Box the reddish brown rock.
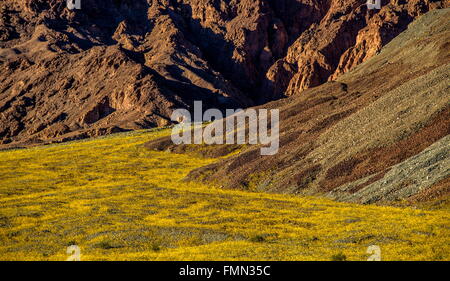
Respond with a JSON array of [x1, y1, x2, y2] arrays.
[[271, 0, 449, 97], [0, 0, 448, 147]]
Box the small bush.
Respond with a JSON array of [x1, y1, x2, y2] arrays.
[[96, 241, 123, 250], [150, 243, 161, 252], [331, 252, 347, 261], [66, 240, 77, 246], [249, 235, 266, 243]]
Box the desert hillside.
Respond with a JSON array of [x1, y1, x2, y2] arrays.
[[1, 0, 448, 147], [150, 8, 450, 205]]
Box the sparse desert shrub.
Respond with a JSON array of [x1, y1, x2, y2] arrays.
[[150, 243, 161, 252], [249, 235, 266, 243], [331, 252, 347, 261]]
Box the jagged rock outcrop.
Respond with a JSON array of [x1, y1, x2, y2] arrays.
[[266, 0, 449, 97], [0, 0, 251, 146], [0, 0, 448, 147]]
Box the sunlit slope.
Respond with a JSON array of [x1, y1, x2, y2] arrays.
[[184, 9, 450, 203], [0, 130, 449, 261]]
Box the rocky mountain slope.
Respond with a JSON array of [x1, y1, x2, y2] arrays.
[[1, 0, 448, 147], [148, 8, 449, 205]]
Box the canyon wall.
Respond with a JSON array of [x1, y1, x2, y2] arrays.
[[0, 0, 448, 146]]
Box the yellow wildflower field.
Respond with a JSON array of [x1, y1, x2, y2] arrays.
[[0, 129, 448, 261]]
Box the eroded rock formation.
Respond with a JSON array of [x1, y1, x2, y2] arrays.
[[0, 0, 448, 147]]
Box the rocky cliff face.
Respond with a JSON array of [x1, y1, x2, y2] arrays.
[[266, 0, 449, 98], [0, 0, 448, 147]]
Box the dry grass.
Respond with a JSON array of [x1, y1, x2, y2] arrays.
[[0, 129, 448, 261]]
